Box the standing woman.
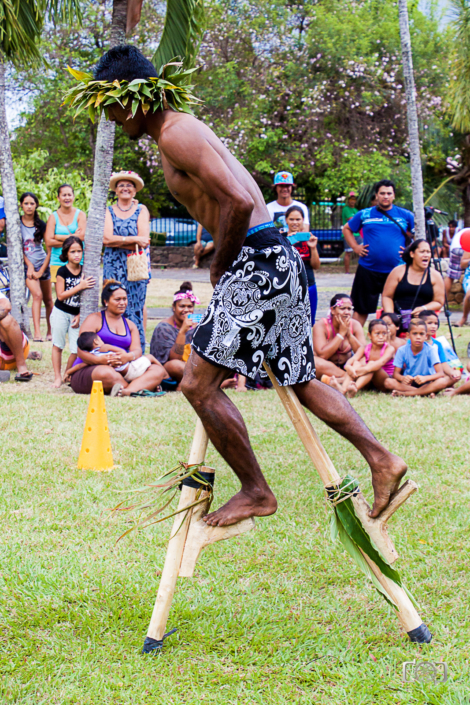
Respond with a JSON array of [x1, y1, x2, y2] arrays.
[[103, 171, 150, 350], [44, 184, 86, 286], [285, 205, 320, 323], [20, 192, 54, 341]]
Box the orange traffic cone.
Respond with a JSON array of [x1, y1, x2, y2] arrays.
[[78, 381, 114, 471]]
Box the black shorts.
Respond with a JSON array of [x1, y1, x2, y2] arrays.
[[192, 226, 315, 386], [350, 265, 390, 316]]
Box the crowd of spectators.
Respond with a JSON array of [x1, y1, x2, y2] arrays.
[[1, 171, 470, 398]]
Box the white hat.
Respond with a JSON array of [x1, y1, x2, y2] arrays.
[[109, 170, 144, 192]]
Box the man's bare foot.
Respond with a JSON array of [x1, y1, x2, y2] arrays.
[[53, 377, 62, 388], [456, 317, 468, 327], [203, 488, 278, 527], [345, 381, 357, 398], [369, 454, 407, 518]]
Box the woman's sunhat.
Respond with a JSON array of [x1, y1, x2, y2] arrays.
[[109, 170, 144, 192]]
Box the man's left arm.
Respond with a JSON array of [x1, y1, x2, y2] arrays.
[[0, 218, 5, 235], [159, 125, 254, 286]]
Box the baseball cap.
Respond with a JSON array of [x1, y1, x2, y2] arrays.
[[273, 171, 294, 186], [348, 191, 356, 197]]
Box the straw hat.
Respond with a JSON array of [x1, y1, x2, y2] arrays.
[[109, 170, 144, 192]]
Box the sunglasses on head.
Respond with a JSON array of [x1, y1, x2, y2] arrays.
[[108, 283, 127, 293]]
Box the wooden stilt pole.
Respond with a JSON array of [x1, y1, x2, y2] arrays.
[[143, 417, 255, 653], [263, 364, 431, 643]]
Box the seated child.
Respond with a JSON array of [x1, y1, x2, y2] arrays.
[[344, 319, 395, 393], [75, 331, 158, 382], [443, 361, 470, 396], [384, 319, 448, 397], [380, 312, 406, 353], [418, 310, 460, 389]]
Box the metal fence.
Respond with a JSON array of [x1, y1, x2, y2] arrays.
[[150, 201, 346, 258]]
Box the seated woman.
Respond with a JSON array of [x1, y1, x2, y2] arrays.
[[284, 205, 320, 323], [312, 293, 366, 396], [382, 240, 445, 332], [68, 281, 167, 396], [150, 281, 198, 386]]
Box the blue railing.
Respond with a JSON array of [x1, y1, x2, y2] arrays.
[[150, 217, 198, 246]]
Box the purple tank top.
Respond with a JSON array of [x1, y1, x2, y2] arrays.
[[74, 311, 132, 365], [98, 310, 132, 349]]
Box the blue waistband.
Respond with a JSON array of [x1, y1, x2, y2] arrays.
[[246, 221, 276, 237]]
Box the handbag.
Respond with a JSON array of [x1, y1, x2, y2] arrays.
[[127, 243, 149, 282], [394, 267, 427, 332], [376, 207, 413, 248]]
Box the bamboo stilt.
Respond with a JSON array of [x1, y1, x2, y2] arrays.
[[263, 363, 431, 642], [143, 417, 256, 653]]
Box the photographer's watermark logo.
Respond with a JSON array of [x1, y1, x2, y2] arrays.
[[403, 659, 448, 684]]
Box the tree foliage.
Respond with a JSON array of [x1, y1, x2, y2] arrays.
[[7, 0, 454, 213]]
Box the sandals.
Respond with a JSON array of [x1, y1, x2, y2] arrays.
[[130, 389, 167, 398], [15, 371, 33, 382], [33, 338, 44, 343], [110, 383, 123, 397]]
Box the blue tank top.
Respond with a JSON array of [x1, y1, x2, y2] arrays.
[[50, 209, 83, 266]]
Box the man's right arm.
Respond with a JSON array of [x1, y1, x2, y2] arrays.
[[0, 218, 5, 235], [159, 124, 254, 286]]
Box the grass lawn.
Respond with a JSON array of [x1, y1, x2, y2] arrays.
[[1, 324, 470, 703]]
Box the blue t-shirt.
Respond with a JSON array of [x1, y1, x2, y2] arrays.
[[0, 196, 5, 220], [393, 340, 440, 377], [430, 338, 446, 364], [347, 205, 414, 274]]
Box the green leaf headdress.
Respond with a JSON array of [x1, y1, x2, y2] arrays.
[[62, 0, 204, 122], [62, 61, 202, 123]]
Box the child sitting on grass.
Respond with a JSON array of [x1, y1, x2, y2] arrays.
[[344, 319, 395, 393], [418, 310, 460, 389], [380, 312, 406, 353], [384, 319, 448, 397], [72, 331, 161, 382], [443, 361, 470, 396]]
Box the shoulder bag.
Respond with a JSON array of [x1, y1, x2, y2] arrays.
[[376, 207, 413, 248], [127, 243, 149, 282]]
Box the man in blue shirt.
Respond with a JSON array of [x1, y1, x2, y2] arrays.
[[343, 180, 414, 325], [0, 195, 5, 236]]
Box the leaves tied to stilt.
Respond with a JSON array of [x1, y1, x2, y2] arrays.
[[110, 462, 213, 543], [327, 475, 418, 610]]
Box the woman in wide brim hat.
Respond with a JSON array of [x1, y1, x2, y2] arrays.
[[102, 170, 151, 350], [109, 170, 145, 192]]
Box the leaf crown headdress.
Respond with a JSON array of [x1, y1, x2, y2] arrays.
[[62, 60, 201, 123]]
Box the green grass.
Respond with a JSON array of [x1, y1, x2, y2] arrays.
[[1, 373, 470, 703]]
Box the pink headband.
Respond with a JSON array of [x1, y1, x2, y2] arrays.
[[332, 299, 352, 308], [174, 291, 201, 304]]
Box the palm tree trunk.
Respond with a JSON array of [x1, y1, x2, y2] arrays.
[[398, 0, 426, 240], [80, 0, 128, 318], [0, 55, 31, 334]]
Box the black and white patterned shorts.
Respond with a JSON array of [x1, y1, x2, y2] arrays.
[[191, 226, 315, 386]]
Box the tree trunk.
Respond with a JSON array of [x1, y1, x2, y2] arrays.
[[0, 56, 31, 334], [80, 0, 128, 318], [398, 0, 426, 240]]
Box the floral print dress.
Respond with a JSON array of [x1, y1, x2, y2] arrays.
[[103, 205, 150, 350]]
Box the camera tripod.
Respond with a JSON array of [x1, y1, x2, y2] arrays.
[[424, 206, 457, 353]]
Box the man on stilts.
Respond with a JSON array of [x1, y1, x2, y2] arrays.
[[65, 44, 407, 527]]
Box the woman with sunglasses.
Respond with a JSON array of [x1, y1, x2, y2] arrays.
[[68, 281, 167, 396]]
